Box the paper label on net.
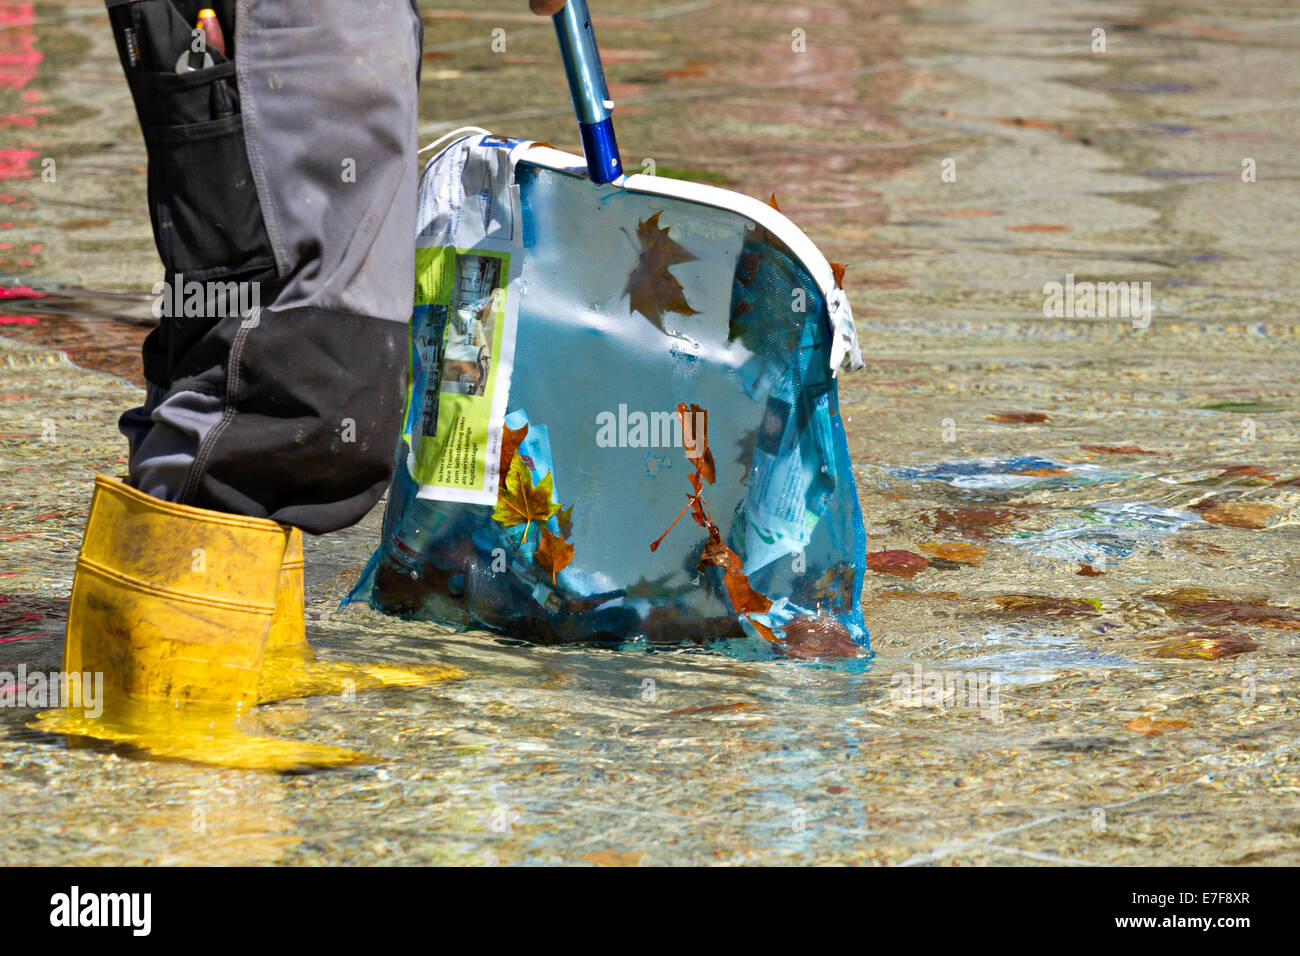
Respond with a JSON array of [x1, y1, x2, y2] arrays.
[[404, 135, 529, 505]]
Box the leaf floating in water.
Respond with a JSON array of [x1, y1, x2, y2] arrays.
[[492, 455, 560, 542], [989, 411, 1049, 423], [1005, 223, 1068, 233], [1216, 464, 1275, 478], [1200, 401, 1282, 412], [1125, 717, 1188, 736], [580, 850, 645, 867], [1077, 563, 1105, 576], [1190, 499, 1279, 529], [919, 542, 986, 566], [1174, 538, 1228, 558], [1146, 587, 1300, 629], [668, 700, 760, 716], [991, 594, 1101, 617], [1150, 635, 1258, 660], [925, 506, 1030, 538], [534, 527, 574, 585], [625, 210, 698, 331], [864, 550, 929, 578], [1079, 444, 1157, 455]]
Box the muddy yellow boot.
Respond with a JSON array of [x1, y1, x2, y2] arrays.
[[64, 474, 289, 705], [267, 525, 306, 653], [31, 475, 371, 770]]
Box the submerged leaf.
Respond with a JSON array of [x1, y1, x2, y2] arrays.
[[1191, 499, 1279, 529], [1125, 717, 1188, 736], [989, 411, 1049, 423], [924, 506, 1030, 538], [1079, 443, 1156, 455], [864, 550, 930, 578], [668, 700, 760, 716], [579, 850, 644, 867], [1147, 588, 1300, 629], [1150, 635, 1258, 660], [918, 542, 986, 565], [991, 594, 1100, 617]]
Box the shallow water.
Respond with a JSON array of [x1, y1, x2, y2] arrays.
[[2, 0, 1299, 864]]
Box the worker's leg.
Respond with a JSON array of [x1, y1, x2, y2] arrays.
[[63, 0, 424, 716], [122, 0, 424, 534]]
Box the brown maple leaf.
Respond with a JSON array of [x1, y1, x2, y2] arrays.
[[498, 422, 529, 489], [492, 455, 560, 542], [534, 526, 574, 584], [625, 211, 698, 331]]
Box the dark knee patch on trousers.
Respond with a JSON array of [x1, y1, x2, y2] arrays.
[[170, 307, 407, 533]]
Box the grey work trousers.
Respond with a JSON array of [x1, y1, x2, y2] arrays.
[[107, 0, 423, 533]]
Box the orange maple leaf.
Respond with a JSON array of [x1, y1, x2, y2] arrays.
[[492, 455, 559, 542], [534, 527, 574, 584], [498, 422, 529, 489], [625, 211, 698, 331]]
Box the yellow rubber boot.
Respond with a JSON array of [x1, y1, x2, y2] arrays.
[[31, 476, 371, 770], [266, 525, 307, 652], [65, 474, 288, 705]]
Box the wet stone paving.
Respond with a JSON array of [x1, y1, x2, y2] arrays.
[[0, 0, 1298, 864]]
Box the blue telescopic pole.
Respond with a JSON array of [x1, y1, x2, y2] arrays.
[[553, 0, 623, 183]]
